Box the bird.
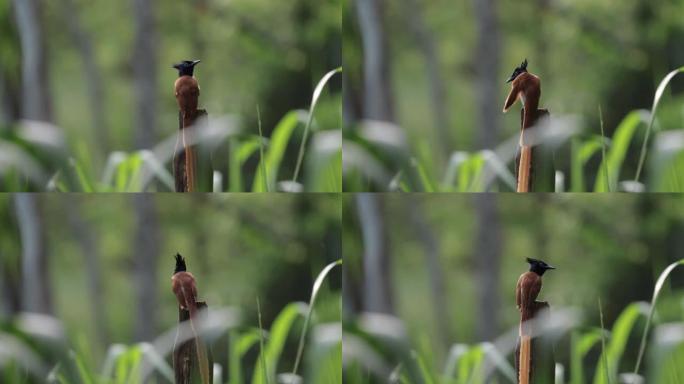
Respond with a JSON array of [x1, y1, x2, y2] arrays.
[[172, 59, 201, 192], [502, 59, 541, 136], [516, 257, 554, 334], [171, 253, 210, 384], [516, 257, 554, 384]]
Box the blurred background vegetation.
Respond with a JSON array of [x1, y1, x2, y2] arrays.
[[0, 0, 341, 191], [343, 0, 684, 192], [343, 194, 684, 383], [0, 193, 342, 383]]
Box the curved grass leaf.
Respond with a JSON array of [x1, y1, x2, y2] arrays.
[[633, 259, 684, 376], [292, 67, 342, 183], [634, 66, 684, 182], [292, 259, 342, 376]]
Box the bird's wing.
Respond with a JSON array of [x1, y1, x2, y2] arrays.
[[503, 83, 521, 112], [516, 274, 524, 309]]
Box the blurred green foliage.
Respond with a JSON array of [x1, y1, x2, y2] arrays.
[[0, 193, 342, 383], [343, 194, 684, 382], [0, 0, 342, 191], [343, 0, 684, 192]]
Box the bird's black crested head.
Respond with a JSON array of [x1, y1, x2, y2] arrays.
[[174, 253, 187, 274], [172, 60, 201, 77], [526, 257, 554, 276], [506, 59, 528, 83]]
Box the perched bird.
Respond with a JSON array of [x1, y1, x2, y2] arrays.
[[173, 60, 201, 119], [172, 60, 201, 192], [502, 59, 541, 132], [171, 253, 199, 317], [171, 253, 209, 384], [516, 257, 554, 384], [516, 257, 554, 332]]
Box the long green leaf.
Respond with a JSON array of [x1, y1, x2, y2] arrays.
[[633, 259, 684, 375], [634, 66, 684, 182], [292, 67, 342, 183], [292, 259, 342, 376]]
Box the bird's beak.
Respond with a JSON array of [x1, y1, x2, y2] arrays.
[[546, 265, 556, 270], [505, 75, 514, 83], [192, 60, 201, 66], [172, 63, 180, 69]]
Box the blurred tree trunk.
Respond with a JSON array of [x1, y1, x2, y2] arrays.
[[60, 0, 108, 153], [408, 199, 452, 344], [133, 194, 160, 341], [14, 194, 52, 314], [132, 0, 157, 149], [355, 0, 394, 122], [12, 0, 51, 121], [356, 194, 393, 314], [473, 194, 501, 340], [0, 69, 20, 126], [66, 197, 109, 346], [472, 0, 501, 149], [402, 0, 451, 157]]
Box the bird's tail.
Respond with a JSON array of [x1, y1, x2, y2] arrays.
[[181, 286, 210, 384], [180, 111, 197, 192]]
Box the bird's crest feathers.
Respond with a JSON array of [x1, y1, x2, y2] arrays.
[[172, 60, 201, 77], [174, 253, 187, 274], [506, 58, 529, 83]]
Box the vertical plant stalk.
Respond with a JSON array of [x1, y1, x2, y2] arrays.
[[256, 105, 269, 192], [517, 146, 532, 192], [516, 301, 551, 384], [256, 297, 270, 384], [598, 106, 610, 191], [598, 297, 611, 384], [173, 301, 213, 384], [516, 108, 549, 192]]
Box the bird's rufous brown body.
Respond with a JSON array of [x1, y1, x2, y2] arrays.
[[503, 71, 541, 133]]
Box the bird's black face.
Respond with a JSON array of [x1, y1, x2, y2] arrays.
[[506, 59, 528, 83], [526, 257, 554, 276], [174, 253, 187, 274], [172, 60, 201, 77]]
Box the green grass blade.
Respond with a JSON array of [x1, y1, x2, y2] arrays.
[[252, 111, 304, 192], [633, 259, 684, 376], [292, 259, 342, 376], [410, 157, 436, 192], [69, 158, 94, 192], [592, 302, 649, 384], [229, 328, 262, 384], [257, 104, 269, 191], [593, 111, 648, 192], [252, 302, 306, 384], [70, 350, 93, 384], [292, 67, 342, 183], [570, 330, 603, 384], [634, 66, 684, 182], [570, 137, 603, 192]]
